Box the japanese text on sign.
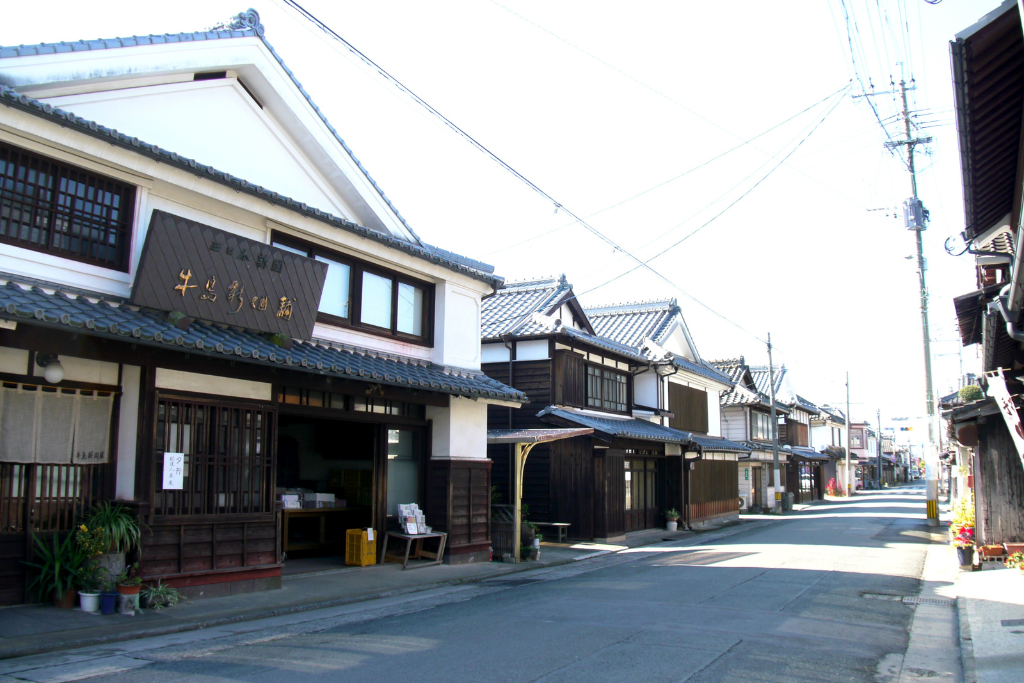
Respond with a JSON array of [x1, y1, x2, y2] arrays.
[[163, 453, 185, 490]]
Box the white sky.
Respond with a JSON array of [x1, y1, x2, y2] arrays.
[[1, 0, 1004, 442]]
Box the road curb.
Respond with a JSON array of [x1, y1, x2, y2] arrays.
[[0, 518, 770, 661], [956, 595, 977, 683]]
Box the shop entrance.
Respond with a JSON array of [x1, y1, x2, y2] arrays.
[[276, 414, 377, 573], [624, 458, 659, 532]]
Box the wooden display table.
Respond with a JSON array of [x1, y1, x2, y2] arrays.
[[380, 531, 448, 570], [282, 508, 350, 552]]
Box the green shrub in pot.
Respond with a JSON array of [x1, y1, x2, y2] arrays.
[[23, 532, 89, 606], [81, 502, 143, 555]]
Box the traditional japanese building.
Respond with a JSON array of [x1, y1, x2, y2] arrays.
[[0, 10, 522, 604]]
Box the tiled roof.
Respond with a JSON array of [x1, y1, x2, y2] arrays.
[[711, 359, 788, 413], [785, 446, 829, 462], [816, 404, 847, 425], [481, 276, 569, 339], [688, 434, 751, 453], [0, 12, 500, 287], [536, 407, 693, 444], [749, 366, 784, 398], [0, 280, 525, 403], [586, 299, 677, 349], [668, 356, 734, 385], [708, 358, 747, 384], [583, 300, 730, 385], [558, 326, 650, 363], [793, 394, 820, 415]]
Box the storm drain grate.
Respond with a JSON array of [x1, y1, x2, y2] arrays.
[[860, 593, 955, 606], [901, 596, 955, 606]]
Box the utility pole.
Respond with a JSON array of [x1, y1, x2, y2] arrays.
[[846, 372, 852, 495], [767, 333, 782, 513], [884, 78, 940, 525], [877, 408, 883, 489]]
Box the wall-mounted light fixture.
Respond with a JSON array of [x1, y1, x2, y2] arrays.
[[35, 354, 65, 384]]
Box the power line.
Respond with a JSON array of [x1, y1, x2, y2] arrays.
[[483, 84, 850, 257]]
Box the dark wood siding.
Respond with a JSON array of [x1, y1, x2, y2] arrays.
[[426, 459, 491, 556], [669, 384, 708, 433], [976, 417, 1024, 545], [688, 460, 739, 522], [782, 419, 808, 447], [553, 351, 585, 407], [483, 359, 554, 521], [598, 452, 626, 539], [549, 437, 593, 539]]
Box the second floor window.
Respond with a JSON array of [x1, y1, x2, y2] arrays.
[[273, 234, 432, 345], [851, 431, 864, 448], [751, 411, 772, 440], [0, 142, 135, 271], [586, 365, 627, 412]]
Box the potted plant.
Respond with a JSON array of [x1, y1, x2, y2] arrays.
[[1005, 551, 1024, 576], [115, 563, 143, 597], [100, 576, 119, 615], [665, 509, 681, 532], [952, 525, 975, 566], [140, 580, 183, 610], [23, 532, 88, 608], [75, 523, 109, 614], [81, 502, 143, 581]]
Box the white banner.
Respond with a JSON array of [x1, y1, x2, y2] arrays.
[[163, 453, 185, 490], [986, 369, 1024, 471]]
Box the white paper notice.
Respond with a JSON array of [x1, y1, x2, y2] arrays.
[[366, 528, 374, 542], [163, 453, 185, 490]]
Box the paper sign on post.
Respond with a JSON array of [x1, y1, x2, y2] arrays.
[[163, 453, 185, 490], [366, 528, 374, 542]]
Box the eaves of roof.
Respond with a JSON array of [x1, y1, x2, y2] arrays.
[[687, 434, 750, 454], [536, 407, 693, 445], [670, 355, 734, 386], [0, 279, 526, 403], [0, 13, 501, 287]]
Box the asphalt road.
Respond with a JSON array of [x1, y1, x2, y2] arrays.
[[31, 485, 940, 683]]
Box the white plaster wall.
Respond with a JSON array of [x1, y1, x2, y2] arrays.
[[42, 79, 350, 219], [436, 284, 482, 369], [634, 370, 659, 408], [32, 355, 119, 385], [515, 340, 549, 361], [481, 343, 510, 363], [116, 365, 140, 501], [0, 346, 28, 375], [707, 389, 722, 437], [155, 368, 272, 401], [426, 397, 486, 460]]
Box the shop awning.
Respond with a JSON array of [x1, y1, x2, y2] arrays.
[[687, 434, 751, 454], [0, 280, 526, 403], [487, 428, 593, 444], [787, 447, 830, 462], [536, 406, 694, 445]]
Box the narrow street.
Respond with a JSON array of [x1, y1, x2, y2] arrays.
[[0, 485, 950, 683]]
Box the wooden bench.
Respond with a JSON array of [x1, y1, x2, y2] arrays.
[[532, 522, 571, 543]]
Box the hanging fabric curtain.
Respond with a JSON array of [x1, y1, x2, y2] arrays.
[[0, 386, 38, 463], [0, 384, 114, 463], [73, 393, 113, 464], [36, 389, 76, 463]]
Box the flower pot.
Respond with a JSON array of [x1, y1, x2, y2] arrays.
[[117, 584, 141, 596], [100, 591, 118, 615], [52, 589, 75, 609], [666, 521, 678, 532], [1005, 542, 1024, 555], [78, 591, 101, 614], [956, 545, 975, 566]]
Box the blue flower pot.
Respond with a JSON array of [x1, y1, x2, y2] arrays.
[[100, 591, 118, 615]]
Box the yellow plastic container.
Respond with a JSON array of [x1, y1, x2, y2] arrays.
[[346, 528, 377, 566]]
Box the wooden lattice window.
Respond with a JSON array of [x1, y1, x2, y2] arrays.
[[153, 397, 276, 517], [0, 142, 135, 271]]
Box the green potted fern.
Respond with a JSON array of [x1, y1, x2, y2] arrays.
[[24, 532, 88, 608], [81, 502, 143, 580]]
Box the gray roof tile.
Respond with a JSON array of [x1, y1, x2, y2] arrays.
[[481, 276, 569, 339], [536, 407, 693, 444], [688, 434, 751, 453], [0, 10, 500, 287], [0, 280, 524, 402]]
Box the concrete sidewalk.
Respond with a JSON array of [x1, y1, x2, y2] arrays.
[[0, 522, 733, 660], [957, 560, 1024, 683]]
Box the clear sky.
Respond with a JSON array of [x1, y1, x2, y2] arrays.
[[1, 0, 1004, 440]]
